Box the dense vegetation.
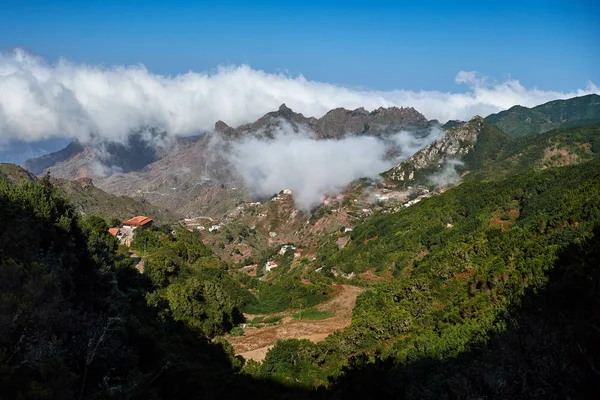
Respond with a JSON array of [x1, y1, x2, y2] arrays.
[[251, 159, 600, 397], [485, 93, 600, 137], [2, 122, 600, 398], [0, 176, 299, 399], [0, 163, 178, 223], [466, 122, 600, 181]]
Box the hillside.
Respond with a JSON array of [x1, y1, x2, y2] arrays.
[[251, 158, 600, 396], [53, 177, 179, 223], [466, 123, 600, 181], [485, 94, 600, 138], [22, 130, 202, 179], [0, 174, 304, 399], [385, 116, 512, 186], [0, 163, 178, 223], [3, 133, 600, 398], [0, 163, 38, 183], [386, 118, 600, 187]]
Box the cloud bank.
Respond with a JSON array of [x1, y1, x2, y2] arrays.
[[227, 123, 440, 210], [1, 49, 598, 146]]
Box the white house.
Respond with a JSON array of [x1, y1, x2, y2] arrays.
[[265, 261, 278, 271]]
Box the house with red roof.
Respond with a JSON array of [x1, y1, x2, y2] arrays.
[[122, 216, 153, 229]]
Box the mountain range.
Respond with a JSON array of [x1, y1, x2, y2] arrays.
[[10, 94, 598, 226]]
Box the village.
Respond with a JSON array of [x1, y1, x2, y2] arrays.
[[171, 182, 444, 280]]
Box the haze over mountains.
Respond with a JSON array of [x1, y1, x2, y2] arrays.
[[17, 93, 600, 214]]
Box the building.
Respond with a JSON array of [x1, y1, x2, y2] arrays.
[[279, 244, 296, 255], [122, 216, 154, 229], [265, 261, 278, 271], [108, 227, 122, 238], [294, 248, 304, 258]]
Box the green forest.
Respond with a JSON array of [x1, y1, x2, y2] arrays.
[[2, 122, 600, 398]]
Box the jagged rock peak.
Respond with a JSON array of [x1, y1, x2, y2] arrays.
[[278, 103, 292, 112], [214, 120, 231, 131]]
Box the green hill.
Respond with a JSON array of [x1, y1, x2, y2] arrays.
[[467, 123, 600, 181], [256, 159, 600, 396], [0, 162, 37, 183], [386, 121, 600, 187], [485, 94, 600, 138], [0, 173, 300, 399]]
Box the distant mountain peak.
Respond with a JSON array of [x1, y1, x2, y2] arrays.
[[278, 103, 292, 112], [215, 120, 230, 131]]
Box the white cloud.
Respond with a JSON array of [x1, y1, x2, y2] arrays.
[[227, 122, 440, 210], [428, 159, 465, 187], [0, 49, 598, 145]]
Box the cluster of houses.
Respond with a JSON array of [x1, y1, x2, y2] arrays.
[[260, 244, 305, 273], [107, 215, 154, 247]]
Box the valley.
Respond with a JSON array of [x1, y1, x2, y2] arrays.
[[229, 284, 363, 361], [3, 94, 600, 398]]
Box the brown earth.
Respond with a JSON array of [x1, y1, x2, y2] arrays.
[[227, 284, 364, 362]]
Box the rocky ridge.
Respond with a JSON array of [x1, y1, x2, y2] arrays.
[[387, 116, 486, 183]]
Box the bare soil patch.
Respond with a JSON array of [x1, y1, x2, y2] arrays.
[[227, 284, 364, 362]]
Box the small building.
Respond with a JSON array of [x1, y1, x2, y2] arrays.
[[122, 216, 154, 229], [294, 248, 304, 258], [279, 244, 296, 255], [265, 261, 278, 271], [208, 225, 221, 232], [108, 227, 122, 238]]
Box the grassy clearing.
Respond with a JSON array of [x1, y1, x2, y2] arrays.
[[292, 308, 334, 321], [263, 315, 283, 324]]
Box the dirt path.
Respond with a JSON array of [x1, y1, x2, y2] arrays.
[[227, 284, 364, 362]]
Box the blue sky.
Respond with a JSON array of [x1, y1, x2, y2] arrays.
[[1, 0, 598, 92]]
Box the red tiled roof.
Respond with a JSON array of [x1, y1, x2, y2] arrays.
[[108, 228, 120, 236], [122, 216, 153, 226]]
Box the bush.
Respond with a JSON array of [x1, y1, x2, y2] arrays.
[[229, 327, 244, 336], [263, 315, 283, 324]]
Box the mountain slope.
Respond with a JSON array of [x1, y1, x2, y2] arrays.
[[259, 158, 600, 392], [467, 122, 600, 181], [0, 163, 38, 184], [0, 163, 178, 222], [485, 94, 600, 138], [22, 130, 202, 179], [22, 140, 84, 175], [386, 117, 600, 187], [85, 104, 435, 218], [385, 116, 512, 185]]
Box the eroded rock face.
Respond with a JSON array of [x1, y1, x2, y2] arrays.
[[387, 116, 485, 182], [218, 104, 430, 139], [22, 104, 435, 218], [312, 106, 429, 139]]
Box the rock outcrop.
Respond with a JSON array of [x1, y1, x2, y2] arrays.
[[386, 116, 486, 183]]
